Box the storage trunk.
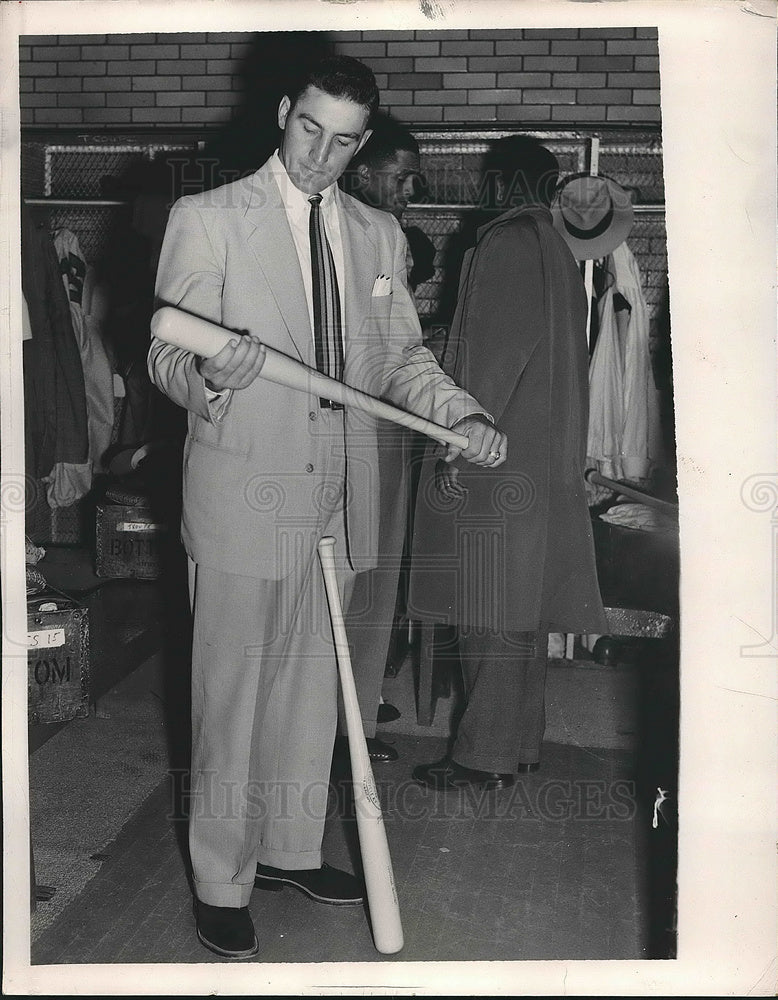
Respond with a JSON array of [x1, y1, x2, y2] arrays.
[[95, 502, 167, 579], [28, 595, 90, 724]]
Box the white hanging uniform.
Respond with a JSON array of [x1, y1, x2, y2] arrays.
[[587, 241, 663, 485], [53, 228, 116, 476]]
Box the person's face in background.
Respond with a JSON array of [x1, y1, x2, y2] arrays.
[[278, 85, 372, 195], [357, 149, 422, 220]]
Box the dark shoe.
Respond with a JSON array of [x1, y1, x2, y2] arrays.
[[377, 702, 401, 724], [517, 761, 540, 774], [193, 899, 258, 959], [255, 862, 364, 905], [334, 734, 398, 763], [412, 757, 515, 792]]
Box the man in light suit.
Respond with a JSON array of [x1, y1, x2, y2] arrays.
[[148, 55, 506, 960]]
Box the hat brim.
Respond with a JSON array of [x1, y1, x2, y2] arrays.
[[551, 177, 635, 260]]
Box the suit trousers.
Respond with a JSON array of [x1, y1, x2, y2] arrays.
[[186, 414, 355, 908], [345, 421, 410, 737], [451, 628, 549, 773]]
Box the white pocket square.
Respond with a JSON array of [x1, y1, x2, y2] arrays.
[[371, 274, 392, 297]]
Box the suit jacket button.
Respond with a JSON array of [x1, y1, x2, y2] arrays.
[[308, 411, 317, 421], [305, 463, 314, 473]]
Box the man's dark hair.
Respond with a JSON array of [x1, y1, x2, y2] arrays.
[[485, 135, 560, 208], [287, 55, 380, 123], [351, 114, 419, 170]]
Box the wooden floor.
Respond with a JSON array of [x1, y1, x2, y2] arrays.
[[26, 549, 677, 969], [32, 736, 647, 965]]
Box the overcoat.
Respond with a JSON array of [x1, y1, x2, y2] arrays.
[[408, 204, 607, 634], [147, 158, 484, 580]]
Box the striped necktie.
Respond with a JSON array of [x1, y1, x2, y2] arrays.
[[308, 194, 344, 408]]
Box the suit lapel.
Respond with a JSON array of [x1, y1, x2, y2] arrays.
[[243, 166, 313, 364], [339, 195, 377, 359]]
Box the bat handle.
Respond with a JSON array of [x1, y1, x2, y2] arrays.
[[318, 539, 362, 730], [317, 539, 350, 663], [317, 536, 404, 956]]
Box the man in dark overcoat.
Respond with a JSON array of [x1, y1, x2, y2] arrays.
[[410, 136, 607, 792]]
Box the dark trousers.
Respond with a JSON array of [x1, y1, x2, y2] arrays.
[[451, 629, 548, 773]]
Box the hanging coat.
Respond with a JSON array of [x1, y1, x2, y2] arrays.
[[53, 228, 115, 474], [408, 204, 607, 635], [21, 204, 89, 504], [587, 242, 663, 484]]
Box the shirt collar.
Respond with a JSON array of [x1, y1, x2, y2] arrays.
[[270, 149, 339, 219]]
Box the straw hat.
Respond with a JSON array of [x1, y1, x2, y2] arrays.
[[551, 173, 634, 260]]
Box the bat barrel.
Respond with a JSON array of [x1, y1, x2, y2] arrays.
[[151, 305, 236, 357], [150, 306, 470, 451]]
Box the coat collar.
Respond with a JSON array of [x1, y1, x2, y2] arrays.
[[476, 203, 552, 242]]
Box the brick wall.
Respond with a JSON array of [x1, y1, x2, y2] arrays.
[[19, 28, 660, 129]]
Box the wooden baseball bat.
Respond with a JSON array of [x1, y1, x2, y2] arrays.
[[151, 306, 469, 451], [317, 536, 404, 956]]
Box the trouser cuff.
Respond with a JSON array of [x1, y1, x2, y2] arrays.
[[453, 747, 542, 774], [255, 845, 322, 871], [193, 877, 254, 908]]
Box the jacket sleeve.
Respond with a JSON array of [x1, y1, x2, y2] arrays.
[[379, 217, 492, 431], [450, 216, 545, 425], [147, 198, 233, 423]]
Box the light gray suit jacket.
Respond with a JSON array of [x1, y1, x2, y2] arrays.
[[148, 157, 484, 579]]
